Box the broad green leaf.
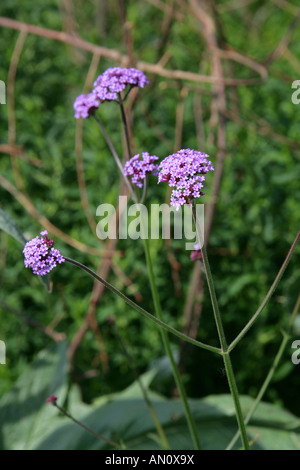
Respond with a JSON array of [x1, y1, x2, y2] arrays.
[[0, 342, 68, 450], [35, 392, 300, 450], [1, 346, 299, 451], [93, 367, 163, 406]]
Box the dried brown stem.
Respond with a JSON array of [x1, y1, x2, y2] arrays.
[[0, 174, 119, 257], [7, 30, 27, 191], [146, 0, 185, 21], [271, 0, 300, 16], [0, 16, 266, 87], [217, 0, 258, 13], [67, 241, 116, 372], [174, 86, 188, 153], [180, 0, 228, 371], [75, 52, 102, 235], [283, 46, 300, 74], [263, 9, 300, 65], [68, 100, 136, 371], [0, 145, 42, 167], [67, 181, 131, 371], [118, 0, 135, 66], [223, 109, 300, 150], [163, 85, 188, 298]]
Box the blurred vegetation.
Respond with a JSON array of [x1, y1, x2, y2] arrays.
[[0, 0, 300, 450]]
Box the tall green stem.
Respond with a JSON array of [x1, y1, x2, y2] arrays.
[[226, 294, 300, 450], [142, 236, 202, 450], [64, 255, 214, 449], [112, 321, 170, 450], [53, 400, 123, 449], [64, 256, 221, 355], [192, 204, 250, 450], [118, 98, 132, 160], [228, 231, 300, 353], [93, 114, 137, 202], [117, 96, 201, 449]]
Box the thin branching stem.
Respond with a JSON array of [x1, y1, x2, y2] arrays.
[[92, 114, 137, 202], [228, 231, 300, 353], [192, 203, 250, 450], [64, 256, 221, 355]]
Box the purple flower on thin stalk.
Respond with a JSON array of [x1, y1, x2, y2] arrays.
[[190, 243, 203, 262], [23, 230, 65, 276], [93, 67, 149, 103], [158, 149, 214, 210], [123, 152, 159, 188], [73, 67, 149, 118], [73, 93, 100, 119], [46, 395, 58, 406]]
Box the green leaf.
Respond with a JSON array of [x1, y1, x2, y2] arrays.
[[1, 349, 300, 451], [0, 342, 68, 450], [36, 391, 300, 450], [0, 208, 27, 244]]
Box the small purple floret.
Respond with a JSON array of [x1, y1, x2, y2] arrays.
[[73, 93, 99, 119], [123, 152, 159, 188], [23, 230, 65, 276], [158, 149, 214, 210]]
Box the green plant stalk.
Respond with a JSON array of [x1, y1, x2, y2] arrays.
[[226, 333, 289, 450], [54, 401, 123, 449], [112, 322, 170, 450], [118, 96, 132, 160], [226, 294, 300, 450], [92, 113, 137, 202], [65, 255, 210, 449], [147, 403, 170, 450], [228, 231, 300, 353], [117, 95, 209, 449], [192, 204, 250, 450], [142, 235, 202, 451], [64, 257, 221, 355]]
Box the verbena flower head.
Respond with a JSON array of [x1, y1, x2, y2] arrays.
[[74, 67, 149, 118], [190, 243, 202, 261], [46, 395, 58, 405], [123, 152, 159, 188], [158, 149, 214, 210], [73, 93, 100, 119], [23, 230, 65, 276], [93, 67, 149, 102]]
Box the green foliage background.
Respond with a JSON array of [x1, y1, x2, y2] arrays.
[[0, 0, 299, 450]]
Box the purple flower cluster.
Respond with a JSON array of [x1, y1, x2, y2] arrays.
[[74, 67, 149, 119], [23, 230, 65, 276], [93, 67, 149, 101], [158, 149, 214, 210], [73, 93, 100, 119], [123, 152, 159, 188]]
